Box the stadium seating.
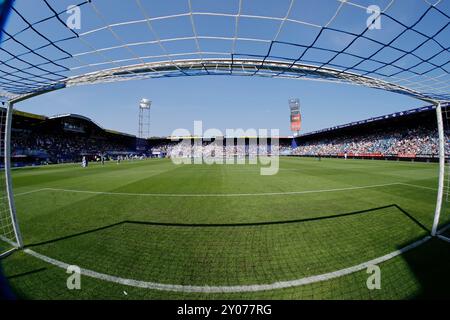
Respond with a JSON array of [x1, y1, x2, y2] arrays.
[[3, 105, 449, 166]]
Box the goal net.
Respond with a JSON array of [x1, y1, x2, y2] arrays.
[[0, 0, 449, 299], [0, 0, 21, 257], [0, 0, 447, 251]]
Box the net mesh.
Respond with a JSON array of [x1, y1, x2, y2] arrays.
[[1, 0, 450, 299], [0, 0, 449, 102]]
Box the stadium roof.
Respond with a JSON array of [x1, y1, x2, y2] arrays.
[[1, 0, 449, 104], [49, 113, 98, 123], [300, 103, 449, 137], [12, 108, 46, 120], [48, 113, 136, 137], [2, 108, 136, 138]]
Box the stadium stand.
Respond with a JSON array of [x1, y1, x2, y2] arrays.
[[147, 137, 292, 159], [0, 107, 139, 166], [292, 105, 449, 162], [145, 105, 448, 162], [1, 104, 448, 167]]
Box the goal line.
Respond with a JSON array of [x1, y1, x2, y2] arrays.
[[23, 235, 432, 293]]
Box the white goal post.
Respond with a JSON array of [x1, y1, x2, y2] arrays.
[[432, 102, 446, 237], [0, 98, 448, 254], [5, 102, 22, 247], [4, 102, 23, 248], [1, 101, 23, 255]]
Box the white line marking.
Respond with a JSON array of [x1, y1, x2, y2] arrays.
[[398, 183, 437, 191], [0, 247, 18, 259], [22, 183, 402, 198], [1, 189, 49, 200], [14, 189, 50, 197], [0, 235, 17, 247], [24, 236, 431, 293], [11, 183, 437, 199]]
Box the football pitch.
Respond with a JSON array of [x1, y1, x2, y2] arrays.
[[2, 157, 450, 299]]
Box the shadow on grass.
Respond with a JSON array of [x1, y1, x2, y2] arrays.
[[25, 204, 429, 248], [0, 262, 47, 300], [397, 237, 450, 299], [7, 204, 448, 299], [6, 267, 47, 280]]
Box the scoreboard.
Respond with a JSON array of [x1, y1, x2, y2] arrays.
[[289, 99, 302, 133]]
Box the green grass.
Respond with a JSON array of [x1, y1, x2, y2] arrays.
[[1, 157, 450, 299]]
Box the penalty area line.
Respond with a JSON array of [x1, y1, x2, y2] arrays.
[[24, 236, 431, 293], [398, 183, 437, 191], [24, 183, 404, 198], [0, 188, 50, 200]]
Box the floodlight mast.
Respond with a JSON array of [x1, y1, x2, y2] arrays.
[[138, 98, 152, 139]]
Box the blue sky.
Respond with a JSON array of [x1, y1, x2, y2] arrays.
[[16, 75, 424, 137], [3, 0, 448, 136]]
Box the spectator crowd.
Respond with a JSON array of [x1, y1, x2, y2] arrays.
[[292, 126, 448, 157], [11, 130, 133, 163], [149, 140, 292, 159], [8, 123, 449, 165]]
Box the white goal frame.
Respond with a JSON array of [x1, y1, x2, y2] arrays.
[[2, 100, 23, 252], [1, 0, 449, 251], [432, 102, 445, 237], [1, 96, 447, 251]]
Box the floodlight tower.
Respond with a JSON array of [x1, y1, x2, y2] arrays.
[[138, 98, 152, 139]]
